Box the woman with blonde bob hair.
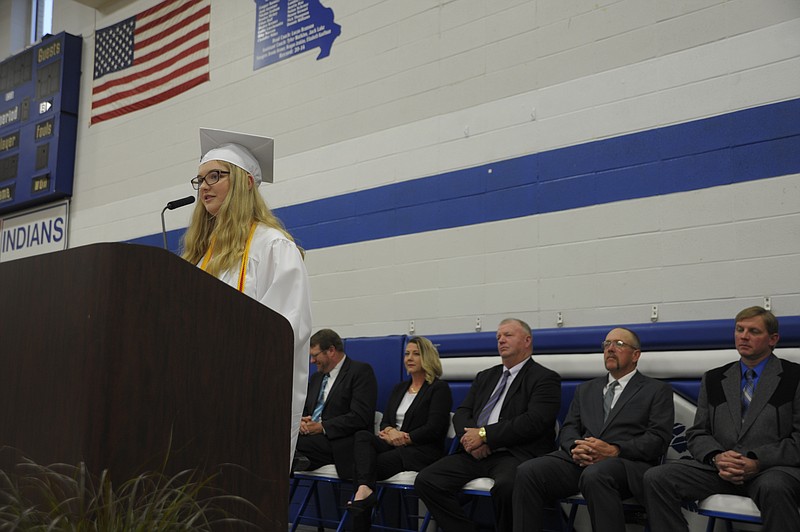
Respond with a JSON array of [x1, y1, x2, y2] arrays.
[[347, 336, 452, 530], [182, 129, 312, 466]]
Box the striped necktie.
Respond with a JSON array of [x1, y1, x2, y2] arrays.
[[603, 380, 619, 421], [741, 369, 755, 422], [477, 370, 510, 427], [311, 373, 329, 422]]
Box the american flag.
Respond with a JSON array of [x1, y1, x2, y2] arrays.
[[91, 0, 210, 125]]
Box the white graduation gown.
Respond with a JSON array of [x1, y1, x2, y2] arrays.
[[204, 224, 311, 468]]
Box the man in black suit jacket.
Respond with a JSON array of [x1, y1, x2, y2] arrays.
[[415, 318, 561, 532], [513, 327, 674, 531], [644, 307, 800, 531], [295, 328, 377, 480]]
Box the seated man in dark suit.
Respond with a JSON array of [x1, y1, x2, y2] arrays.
[[415, 318, 561, 532], [644, 306, 800, 531], [294, 328, 378, 480], [513, 327, 674, 531]]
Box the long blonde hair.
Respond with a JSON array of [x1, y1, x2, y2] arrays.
[[181, 161, 300, 276]]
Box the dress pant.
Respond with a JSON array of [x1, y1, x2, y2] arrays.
[[296, 433, 357, 480], [644, 462, 800, 532], [351, 430, 404, 532], [352, 429, 405, 488], [415, 450, 520, 532], [514, 455, 638, 532]]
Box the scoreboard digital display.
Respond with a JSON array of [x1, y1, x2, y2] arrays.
[[0, 32, 81, 214]]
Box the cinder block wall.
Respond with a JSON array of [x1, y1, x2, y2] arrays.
[[35, 0, 800, 337]]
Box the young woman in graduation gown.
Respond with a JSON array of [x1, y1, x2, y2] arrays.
[[181, 129, 312, 465]]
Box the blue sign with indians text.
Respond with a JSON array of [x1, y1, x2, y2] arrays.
[[253, 0, 340, 70]]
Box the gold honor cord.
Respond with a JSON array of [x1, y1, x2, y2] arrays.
[[200, 222, 258, 293], [199, 237, 215, 271], [237, 223, 258, 292]]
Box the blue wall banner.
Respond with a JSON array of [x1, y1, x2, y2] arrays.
[[253, 0, 340, 70]]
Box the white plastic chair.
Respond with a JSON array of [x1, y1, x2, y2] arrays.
[[290, 411, 383, 532], [696, 494, 762, 532]]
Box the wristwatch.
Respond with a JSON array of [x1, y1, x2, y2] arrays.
[[478, 426, 487, 442]]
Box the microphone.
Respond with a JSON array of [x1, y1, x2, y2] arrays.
[[161, 195, 196, 250], [166, 196, 195, 210]]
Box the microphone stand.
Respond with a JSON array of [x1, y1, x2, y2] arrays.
[[161, 206, 170, 249], [161, 196, 196, 250]]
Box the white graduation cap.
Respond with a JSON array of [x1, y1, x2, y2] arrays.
[[199, 128, 274, 186]]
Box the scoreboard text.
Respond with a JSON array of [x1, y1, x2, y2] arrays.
[[0, 33, 81, 214]]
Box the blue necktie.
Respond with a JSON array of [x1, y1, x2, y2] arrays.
[[311, 373, 329, 422], [477, 370, 510, 427], [742, 369, 755, 421]]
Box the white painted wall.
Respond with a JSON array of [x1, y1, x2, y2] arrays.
[[37, 0, 800, 337], [0, 0, 33, 58]]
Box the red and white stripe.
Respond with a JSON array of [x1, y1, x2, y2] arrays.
[[91, 0, 210, 125]]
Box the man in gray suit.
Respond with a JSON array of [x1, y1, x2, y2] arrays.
[[644, 306, 800, 531], [512, 327, 674, 531]]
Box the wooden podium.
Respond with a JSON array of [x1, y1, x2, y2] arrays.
[[0, 243, 293, 530]]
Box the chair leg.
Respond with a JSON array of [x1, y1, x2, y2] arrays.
[[290, 479, 317, 532], [336, 509, 348, 532], [420, 510, 432, 532], [402, 490, 425, 531], [566, 502, 579, 532], [400, 491, 414, 530], [313, 481, 325, 532], [372, 486, 387, 527], [335, 490, 355, 532], [554, 502, 571, 532], [368, 488, 421, 532], [333, 483, 356, 532]]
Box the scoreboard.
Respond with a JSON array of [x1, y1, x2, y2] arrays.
[[0, 32, 81, 215]]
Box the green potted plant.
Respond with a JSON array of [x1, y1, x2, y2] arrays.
[[0, 456, 261, 530]]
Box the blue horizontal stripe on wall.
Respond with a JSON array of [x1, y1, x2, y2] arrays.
[[130, 98, 800, 252], [279, 97, 800, 250]]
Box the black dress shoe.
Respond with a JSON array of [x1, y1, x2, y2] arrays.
[[291, 454, 311, 472], [346, 491, 377, 515]]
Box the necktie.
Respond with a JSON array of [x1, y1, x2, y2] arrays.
[[603, 380, 619, 421], [477, 370, 510, 427], [311, 373, 329, 422], [742, 369, 755, 421]]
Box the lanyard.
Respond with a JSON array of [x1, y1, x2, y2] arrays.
[[200, 222, 258, 293]]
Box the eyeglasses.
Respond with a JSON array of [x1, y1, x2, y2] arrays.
[[310, 346, 331, 359], [191, 170, 230, 190], [602, 340, 639, 350]]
